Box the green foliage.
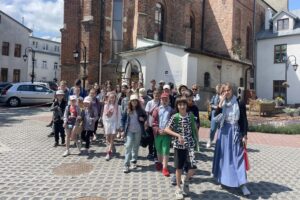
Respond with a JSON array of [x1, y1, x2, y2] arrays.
[[200, 118, 211, 128], [248, 124, 300, 135]]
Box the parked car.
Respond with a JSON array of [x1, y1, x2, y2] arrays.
[[0, 82, 11, 93], [0, 82, 55, 107]]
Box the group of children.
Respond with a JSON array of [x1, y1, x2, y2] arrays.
[[48, 80, 208, 200]]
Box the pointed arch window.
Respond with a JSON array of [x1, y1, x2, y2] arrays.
[[246, 25, 252, 60], [154, 3, 164, 41], [204, 72, 210, 88], [190, 14, 195, 48]]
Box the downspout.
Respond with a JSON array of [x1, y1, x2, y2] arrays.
[[244, 0, 256, 101], [201, 0, 206, 50], [99, 0, 105, 84]]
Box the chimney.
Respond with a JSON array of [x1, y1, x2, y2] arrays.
[[265, 8, 272, 30]]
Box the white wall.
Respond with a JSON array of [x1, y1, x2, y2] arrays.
[[28, 37, 61, 82], [0, 12, 30, 82], [256, 35, 300, 104]]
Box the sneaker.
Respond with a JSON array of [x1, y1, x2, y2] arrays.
[[241, 185, 251, 196], [76, 142, 81, 152], [105, 153, 110, 161], [206, 140, 212, 148], [53, 142, 58, 147], [162, 168, 170, 177], [171, 175, 177, 186], [46, 123, 52, 127], [175, 188, 184, 200], [93, 134, 97, 141], [47, 132, 54, 137], [155, 162, 163, 171], [131, 163, 137, 169], [62, 150, 70, 157], [123, 165, 130, 173], [182, 178, 190, 196]]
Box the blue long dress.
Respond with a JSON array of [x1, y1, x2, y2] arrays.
[[212, 97, 247, 187]]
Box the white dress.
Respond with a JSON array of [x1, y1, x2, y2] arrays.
[[102, 103, 119, 135]]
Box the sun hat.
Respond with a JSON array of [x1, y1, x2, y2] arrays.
[[159, 80, 165, 84], [69, 95, 77, 101], [163, 84, 170, 90], [83, 96, 92, 103], [56, 90, 64, 95], [130, 94, 139, 101], [178, 84, 188, 92]]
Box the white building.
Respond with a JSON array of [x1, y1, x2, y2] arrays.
[[0, 10, 32, 82], [119, 38, 252, 110], [28, 37, 61, 82], [256, 9, 300, 105]]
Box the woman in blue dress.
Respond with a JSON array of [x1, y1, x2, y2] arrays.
[[212, 82, 250, 196]]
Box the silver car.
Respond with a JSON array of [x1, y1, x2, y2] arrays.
[[0, 82, 55, 107]]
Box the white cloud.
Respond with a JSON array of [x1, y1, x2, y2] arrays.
[[0, 0, 63, 41]]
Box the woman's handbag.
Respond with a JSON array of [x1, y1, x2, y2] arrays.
[[243, 144, 250, 171]]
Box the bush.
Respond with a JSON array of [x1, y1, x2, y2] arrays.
[[248, 124, 300, 134], [200, 118, 211, 128]]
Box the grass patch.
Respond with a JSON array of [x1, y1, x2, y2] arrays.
[[248, 124, 300, 135]]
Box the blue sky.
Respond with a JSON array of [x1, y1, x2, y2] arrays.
[[1, 0, 300, 42], [289, 0, 300, 10], [0, 0, 63, 42]]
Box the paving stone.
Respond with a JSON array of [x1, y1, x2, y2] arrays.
[[0, 107, 299, 200]]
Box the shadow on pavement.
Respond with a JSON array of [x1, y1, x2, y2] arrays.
[[0, 105, 50, 127], [247, 181, 293, 199], [189, 190, 240, 200]]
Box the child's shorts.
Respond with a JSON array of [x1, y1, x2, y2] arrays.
[[155, 134, 171, 155], [174, 148, 197, 170]]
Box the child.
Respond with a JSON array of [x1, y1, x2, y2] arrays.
[[164, 95, 199, 199], [81, 96, 97, 153], [152, 92, 173, 176], [63, 95, 81, 157], [102, 92, 119, 161], [120, 89, 133, 140], [50, 90, 67, 147], [144, 90, 160, 160], [121, 94, 147, 173]]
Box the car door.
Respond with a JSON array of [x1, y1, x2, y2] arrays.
[[33, 85, 54, 104], [16, 85, 36, 104]]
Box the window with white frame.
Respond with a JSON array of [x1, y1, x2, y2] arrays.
[[277, 18, 289, 31], [42, 61, 47, 69]]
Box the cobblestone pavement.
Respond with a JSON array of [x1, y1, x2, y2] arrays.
[[0, 106, 300, 200]]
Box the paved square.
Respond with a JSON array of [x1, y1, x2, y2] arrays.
[[0, 107, 299, 199]]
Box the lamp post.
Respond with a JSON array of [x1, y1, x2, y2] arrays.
[[23, 47, 35, 83], [285, 55, 298, 105], [73, 42, 87, 89]]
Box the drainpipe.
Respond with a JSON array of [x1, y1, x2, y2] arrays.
[[201, 0, 206, 50], [244, 0, 256, 101], [99, 0, 105, 84]]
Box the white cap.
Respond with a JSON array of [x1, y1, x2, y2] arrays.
[[130, 94, 139, 101], [83, 96, 92, 103], [139, 88, 146, 96], [163, 84, 170, 90], [56, 90, 64, 95], [69, 95, 77, 101]]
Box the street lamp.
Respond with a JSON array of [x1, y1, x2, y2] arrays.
[[23, 47, 35, 83], [73, 42, 87, 89], [284, 55, 298, 105]]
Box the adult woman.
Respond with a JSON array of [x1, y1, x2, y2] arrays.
[[207, 84, 221, 148], [212, 83, 250, 196]]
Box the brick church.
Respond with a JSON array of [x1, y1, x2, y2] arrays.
[[61, 0, 287, 89]]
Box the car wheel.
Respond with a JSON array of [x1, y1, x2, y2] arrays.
[[7, 97, 20, 107]]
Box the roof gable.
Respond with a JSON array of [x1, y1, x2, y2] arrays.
[[272, 10, 298, 21]]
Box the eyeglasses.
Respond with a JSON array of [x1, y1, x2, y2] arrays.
[[192, 88, 197, 91]]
